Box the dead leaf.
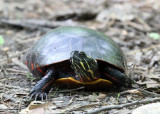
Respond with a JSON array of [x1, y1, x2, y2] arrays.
[[148, 74, 160, 81], [28, 101, 52, 110], [19, 101, 52, 114], [20, 107, 45, 114], [126, 89, 143, 96], [146, 82, 160, 88]]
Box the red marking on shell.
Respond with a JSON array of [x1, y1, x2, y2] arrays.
[[37, 64, 45, 75], [26, 61, 28, 66], [31, 63, 34, 70], [103, 73, 120, 83]]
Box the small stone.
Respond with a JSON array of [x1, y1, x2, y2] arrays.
[[132, 103, 160, 114], [0, 104, 8, 109], [98, 93, 106, 99]]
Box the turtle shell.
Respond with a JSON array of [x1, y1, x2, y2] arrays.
[[25, 26, 127, 77]]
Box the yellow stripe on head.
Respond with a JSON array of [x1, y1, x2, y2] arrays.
[[87, 70, 94, 78], [70, 51, 98, 82], [80, 61, 86, 70], [84, 59, 90, 70]]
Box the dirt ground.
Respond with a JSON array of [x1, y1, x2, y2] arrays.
[[0, 0, 160, 113]]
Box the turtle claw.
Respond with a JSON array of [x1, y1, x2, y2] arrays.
[[29, 91, 48, 101]]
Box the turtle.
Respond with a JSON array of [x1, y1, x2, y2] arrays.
[[24, 26, 128, 100]]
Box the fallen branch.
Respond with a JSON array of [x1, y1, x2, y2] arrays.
[[0, 19, 50, 32], [140, 89, 160, 97], [5, 68, 29, 76], [119, 89, 160, 97], [0, 19, 80, 32], [0, 108, 19, 110], [87, 97, 160, 114], [66, 103, 100, 112]]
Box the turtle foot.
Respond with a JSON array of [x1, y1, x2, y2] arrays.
[[29, 91, 48, 101]]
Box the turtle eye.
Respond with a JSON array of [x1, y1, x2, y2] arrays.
[[79, 52, 86, 57]]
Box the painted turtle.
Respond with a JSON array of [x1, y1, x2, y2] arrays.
[[24, 26, 128, 100]]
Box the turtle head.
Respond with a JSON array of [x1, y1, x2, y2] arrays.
[[70, 51, 98, 81]]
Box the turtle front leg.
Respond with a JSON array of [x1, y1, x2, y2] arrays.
[[30, 68, 56, 100], [102, 66, 127, 86]]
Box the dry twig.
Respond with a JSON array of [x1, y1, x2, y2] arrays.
[[87, 97, 160, 114], [66, 103, 100, 112], [119, 89, 160, 97]]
